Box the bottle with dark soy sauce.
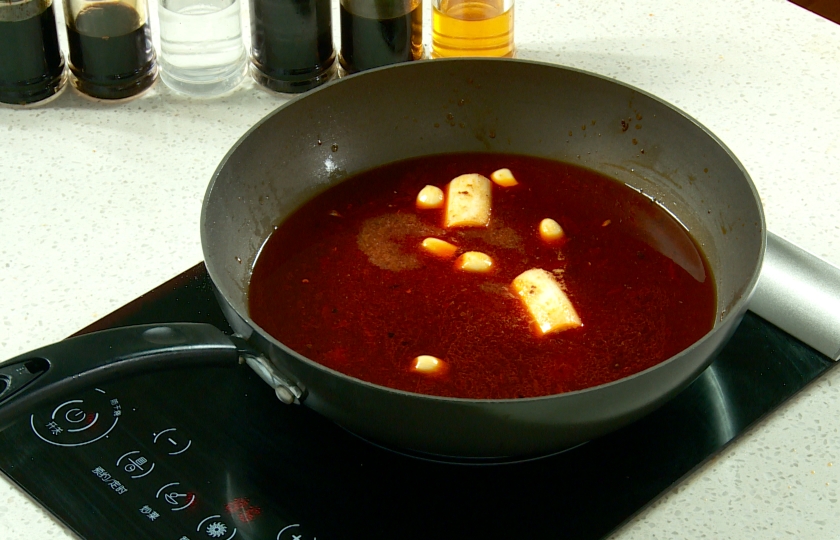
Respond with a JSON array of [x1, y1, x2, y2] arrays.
[[64, 0, 157, 100], [340, 0, 422, 74], [0, 0, 66, 106], [249, 0, 336, 93]]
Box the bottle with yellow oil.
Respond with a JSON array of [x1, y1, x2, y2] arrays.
[[431, 0, 514, 58]]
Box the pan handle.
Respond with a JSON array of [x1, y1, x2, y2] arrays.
[[749, 231, 840, 361], [0, 323, 249, 432]]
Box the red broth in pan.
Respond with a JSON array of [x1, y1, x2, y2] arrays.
[[248, 153, 716, 399]]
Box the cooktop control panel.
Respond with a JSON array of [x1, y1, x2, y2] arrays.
[[13, 370, 322, 540]]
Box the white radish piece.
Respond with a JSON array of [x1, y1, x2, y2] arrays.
[[413, 355, 447, 374], [539, 218, 565, 243], [444, 174, 492, 228], [512, 268, 582, 335], [455, 251, 494, 273], [490, 168, 518, 187], [416, 185, 445, 209], [420, 237, 458, 259]]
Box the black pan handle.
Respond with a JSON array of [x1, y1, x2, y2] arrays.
[[0, 323, 249, 431]]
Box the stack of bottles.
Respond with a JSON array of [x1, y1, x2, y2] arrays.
[[0, 0, 515, 105]]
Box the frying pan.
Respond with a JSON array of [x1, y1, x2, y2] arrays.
[[0, 58, 774, 458]]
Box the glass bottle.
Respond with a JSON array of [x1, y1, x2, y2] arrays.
[[157, 0, 247, 97], [0, 0, 65, 106], [249, 0, 336, 94], [431, 0, 514, 58], [339, 0, 423, 74], [64, 0, 158, 100]]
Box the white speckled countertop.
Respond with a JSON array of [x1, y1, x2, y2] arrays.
[[1, 0, 839, 537]]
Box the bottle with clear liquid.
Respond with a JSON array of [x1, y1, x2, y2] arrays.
[[249, 0, 336, 93], [339, 0, 423, 74], [0, 0, 66, 106], [157, 0, 246, 96], [431, 0, 514, 58], [64, 0, 157, 99]]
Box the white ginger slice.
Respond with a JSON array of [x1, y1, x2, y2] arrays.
[[512, 268, 582, 335], [416, 185, 445, 209], [490, 168, 518, 187], [444, 173, 492, 228], [413, 355, 447, 374], [455, 251, 494, 273], [539, 218, 565, 243], [421, 237, 458, 259]]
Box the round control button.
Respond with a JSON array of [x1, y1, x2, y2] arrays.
[[152, 428, 192, 455], [30, 388, 121, 447], [156, 482, 196, 511], [197, 514, 237, 539], [277, 523, 317, 540]]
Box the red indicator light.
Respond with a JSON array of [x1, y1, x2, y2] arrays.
[[86, 413, 96, 424], [225, 497, 262, 523], [225, 498, 248, 513]]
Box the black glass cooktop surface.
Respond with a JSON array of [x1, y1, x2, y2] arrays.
[[0, 263, 833, 540]]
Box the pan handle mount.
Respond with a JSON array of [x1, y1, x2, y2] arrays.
[[243, 354, 306, 405]]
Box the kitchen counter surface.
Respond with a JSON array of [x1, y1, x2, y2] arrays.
[[1, 0, 839, 537]]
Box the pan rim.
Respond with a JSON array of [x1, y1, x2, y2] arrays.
[[202, 57, 767, 405]]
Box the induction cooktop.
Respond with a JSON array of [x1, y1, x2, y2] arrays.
[[0, 263, 833, 540]]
